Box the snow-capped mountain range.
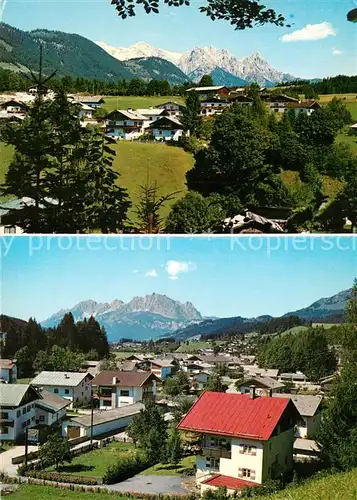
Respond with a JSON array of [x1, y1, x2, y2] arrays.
[[96, 41, 296, 86]]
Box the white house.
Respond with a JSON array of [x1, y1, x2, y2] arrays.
[[238, 377, 284, 396], [0, 359, 17, 383], [106, 109, 147, 140], [35, 389, 71, 427], [31, 371, 93, 409], [0, 100, 29, 114], [91, 370, 158, 410], [200, 98, 231, 117], [285, 100, 320, 116], [272, 394, 323, 438], [62, 402, 144, 440], [0, 384, 40, 442], [136, 108, 165, 122], [148, 359, 177, 380], [78, 103, 95, 121], [155, 101, 183, 118], [278, 372, 308, 387], [77, 96, 104, 109], [178, 389, 299, 495]]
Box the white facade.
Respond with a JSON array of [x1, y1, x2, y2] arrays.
[[0, 363, 17, 383], [0, 402, 37, 442], [152, 127, 183, 141], [196, 429, 295, 489], [32, 376, 92, 409], [296, 413, 321, 439], [35, 405, 67, 427]]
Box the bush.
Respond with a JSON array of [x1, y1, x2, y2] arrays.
[[25, 470, 99, 485], [102, 452, 152, 484]]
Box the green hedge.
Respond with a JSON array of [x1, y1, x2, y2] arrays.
[[102, 453, 152, 484], [25, 471, 100, 485]]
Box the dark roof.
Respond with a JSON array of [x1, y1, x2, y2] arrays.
[[286, 100, 320, 109], [241, 376, 284, 390], [36, 390, 71, 411], [200, 98, 230, 104], [70, 402, 144, 427], [0, 100, 29, 109], [178, 391, 292, 441], [91, 370, 157, 387]]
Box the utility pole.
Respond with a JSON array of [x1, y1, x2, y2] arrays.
[[24, 427, 28, 467], [90, 390, 94, 448]]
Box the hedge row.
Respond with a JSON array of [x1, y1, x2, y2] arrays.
[[25, 470, 100, 485], [102, 452, 152, 484]]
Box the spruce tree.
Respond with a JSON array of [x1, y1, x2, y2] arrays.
[[0, 91, 130, 233], [181, 92, 202, 137]]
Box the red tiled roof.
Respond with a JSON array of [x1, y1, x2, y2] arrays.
[[201, 474, 258, 490], [177, 392, 290, 440], [90, 370, 157, 387]]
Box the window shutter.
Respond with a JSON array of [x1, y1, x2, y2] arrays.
[[251, 470, 256, 480], [251, 447, 257, 456], [238, 468, 243, 478], [239, 445, 244, 454]]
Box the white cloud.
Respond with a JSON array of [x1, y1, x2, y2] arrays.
[[332, 48, 342, 56], [165, 260, 196, 280], [132, 269, 139, 273], [145, 269, 158, 278], [281, 22, 336, 42]]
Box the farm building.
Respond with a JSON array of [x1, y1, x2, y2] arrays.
[[62, 402, 144, 439]]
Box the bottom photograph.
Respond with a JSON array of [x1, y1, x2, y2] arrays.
[[1, 235, 357, 500]]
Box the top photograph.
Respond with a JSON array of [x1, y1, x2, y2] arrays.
[[0, 0, 355, 234]]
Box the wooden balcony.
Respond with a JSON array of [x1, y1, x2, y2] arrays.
[[201, 447, 232, 460]]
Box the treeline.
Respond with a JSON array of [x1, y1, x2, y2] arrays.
[[0, 67, 191, 96], [278, 75, 357, 95], [257, 315, 311, 335], [256, 327, 337, 381], [1, 312, 109, 377]]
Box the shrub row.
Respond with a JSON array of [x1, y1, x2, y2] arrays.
[[25, 470, 100, 485], [102, 452, 152, 484]]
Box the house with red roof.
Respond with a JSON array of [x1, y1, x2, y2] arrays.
[[177, 389, 299, 495]]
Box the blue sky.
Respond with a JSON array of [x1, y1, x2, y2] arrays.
[[1, 236, 356, 322], [2, 0, 356, 78]]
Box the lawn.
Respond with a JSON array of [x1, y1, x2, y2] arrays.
[[17, 378, 32, 384], [102, 95, 184, 113], [176, 341, 225, 353], [112, 141, 193, 221], [140, 455, 196, 476], [336, 129, 357, 155], [2, 484, 110, 500], [46, 441, 135, 480], [113, 351, 138, 359]]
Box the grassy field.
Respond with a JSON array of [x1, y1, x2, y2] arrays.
[[140, 455, 195, 476], [113, 351, 138, 359], [46, 442, 135, 479], [111, 141, 193, 221], [176, 341, 225, 353], [0, 141, 14, 185], [336, 129, 357, 155], [17, 378, 32, 384], [102, 95, 184, 113]]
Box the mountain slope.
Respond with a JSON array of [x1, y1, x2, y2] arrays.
[[41, 293, 202, 342], [210, 67, 248, 86], [284, 288, 351, 322], [121, 57, 189, 84], [96, 41, 182, 66], [0, 23, 188, 83]]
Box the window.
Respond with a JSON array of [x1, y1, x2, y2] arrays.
[[26, 419, 30, 425], [54, 388, 59, 394], [4, 226, 16, 234], [39, 415, 45, 422], [1, 412, 9, 419], [17, 411, 21, 418], [26, 406, 31, 413], [239, 444, 257, 456], [103, 400, 111, 407], [31, 416, 35, 421], [210, 436, 227, 448], [205, 457, 219, 469], [238, 468, 255, 480], [0, 426, 8, 434], [120, 390, 130, 397], [65, 389, 69, 395], [22, 408, 26, 415]]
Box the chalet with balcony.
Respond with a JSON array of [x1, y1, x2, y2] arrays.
[[155, 101, 184, 118], [91, 370, 158, 410], [106, 109, 147, 140], [200, 98, 231, 117], [178, 389, 299, 495], [0, 359, 17, 383], [272, 394, 323, 439], [0, 100, 29, 114], [285, 100, 321, 116], [151, 116, 185, 141], [0, 384, 40, 442]]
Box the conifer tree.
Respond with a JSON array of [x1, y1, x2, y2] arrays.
[[181, 92, 202, 137]]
